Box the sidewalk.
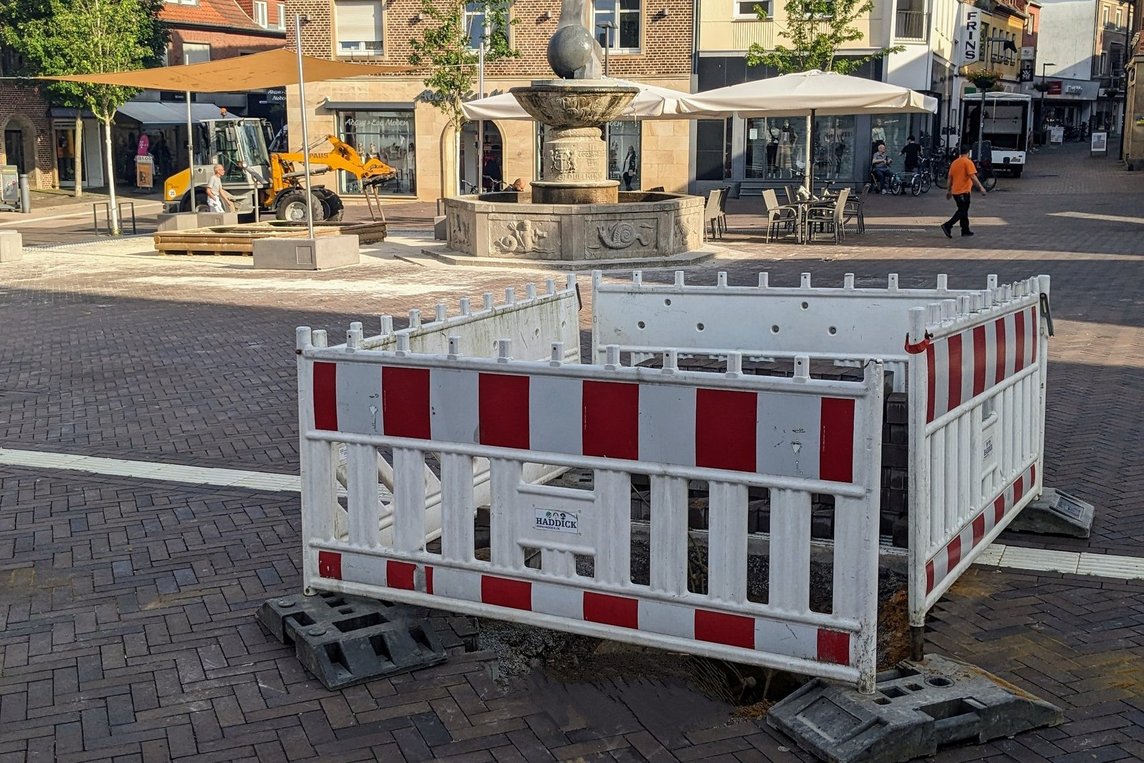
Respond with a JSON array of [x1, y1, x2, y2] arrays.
[[0, 140, 1142, 762]]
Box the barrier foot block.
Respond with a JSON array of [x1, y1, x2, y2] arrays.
[[256, 591, 448, 690], [1006, 488, 1094, 539], [768, 654, 1062, 763]]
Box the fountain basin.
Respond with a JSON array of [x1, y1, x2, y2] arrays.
[[443, 192, 704, 261]]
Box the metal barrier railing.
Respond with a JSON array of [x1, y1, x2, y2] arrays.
[[91, 201, 137, 235]]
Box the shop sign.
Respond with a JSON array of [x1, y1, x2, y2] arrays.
[[958, 4, 981, 67]]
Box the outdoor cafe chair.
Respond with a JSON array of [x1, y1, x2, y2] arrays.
[[761, 188, 800, 243], [703, 187, 725, 241], [843, 183, 868, 234], [805, 187, 850, 244]]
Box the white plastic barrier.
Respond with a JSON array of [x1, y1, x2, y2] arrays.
[[297, 331, 886, 692], [907, 277, 1049, 625], [591, 270, 1051, 627], [318, 278, 581, 545], [593, 270, 984, 392]]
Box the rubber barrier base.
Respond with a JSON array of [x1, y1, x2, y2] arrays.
[[1008, 487, 1094, 539], [257, 591, 448, 690], [768, 654, 1062, 763]]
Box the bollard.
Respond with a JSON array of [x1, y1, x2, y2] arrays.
[[18, 174, 30, 214]]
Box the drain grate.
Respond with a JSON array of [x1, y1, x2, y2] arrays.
[[768, 654, 1062, 763], [257, 591, 448, 690]]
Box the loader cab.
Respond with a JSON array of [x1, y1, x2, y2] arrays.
[[165, 117, 273, 213]]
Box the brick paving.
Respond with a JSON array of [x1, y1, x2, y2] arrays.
[[0, 143, 1142, 760]]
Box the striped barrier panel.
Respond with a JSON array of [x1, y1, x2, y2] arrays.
[[315, 278, 580, 546], [907, 276, 1050, 625], [297, 334, 886, 693], [590, 270, 1051, 627], [592, 270, 987, 392]]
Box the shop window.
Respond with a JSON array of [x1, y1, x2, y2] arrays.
[[337, 110, 415, 195], [746, 117, 807, 180], [335, 1, 384, 56], [594, 0, 641, 52], [605, 120, 641, 189], [695, 119, 731, 181], [813, 115, 857, 182]]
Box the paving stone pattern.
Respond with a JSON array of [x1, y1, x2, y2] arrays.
[[1, 143, 1143, 760]]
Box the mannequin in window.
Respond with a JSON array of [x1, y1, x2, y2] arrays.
[[766, 127, 779, 177], [777, 120, 796, 174]]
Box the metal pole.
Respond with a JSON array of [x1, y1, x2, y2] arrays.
[[477, 22, 485, 194], [18, 173, 30, 213], [1039, 63, 1054, 145], [295, 13, 315, 239]]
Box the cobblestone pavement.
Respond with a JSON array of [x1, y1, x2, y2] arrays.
[[1, 143, 1142, 761]]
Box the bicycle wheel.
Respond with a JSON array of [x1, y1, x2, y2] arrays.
[[982, 171, 997, 191], [934, 164, 949, 189], [920, 172, 932, 194], [889, 175, 903, 195], [911, 175, 922, 196]]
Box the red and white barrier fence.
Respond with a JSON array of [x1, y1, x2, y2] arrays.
[[907, 276, 1050, 624], [297, 329, 886, 692]]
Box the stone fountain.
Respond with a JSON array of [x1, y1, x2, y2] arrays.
[[440, 0, 705, 265]]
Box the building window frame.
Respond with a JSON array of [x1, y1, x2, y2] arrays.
[[277, 3, 286, 30], [253, 0, 268, 28], [594, 0, 642, 54], [463, 2, 509, 51], [733, 0, 772, 19], [334, 0, 385, 57], [183, 42, 211, 64]]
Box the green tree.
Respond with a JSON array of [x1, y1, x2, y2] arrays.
[[746, 0, 901, 74], [0, 0, 166, 223], [408, 0, 518, 194]]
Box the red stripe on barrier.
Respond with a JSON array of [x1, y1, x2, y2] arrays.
[[582, 381, 639, 460], [925, 560, 935, 593], [993, 494, 1006, 524], [482, 575, 532, 611], [819, 398, 856, 484], [382, 366, 431, 439], [479, 373, 530, 449], [972, 325, 988, 397], [425, 565, 434, 595], [313, 362, 338, 431], [694, 610, 755, 650], [972, 513, 986, 546], [926, 343, 936, 423], [387, 560, 416, 591], [817, 630, 851, 665], [1030, 463, 1036, 486], [1014, 310, 1027, 373], [1030, 306, 1038, 364], [583, 592, 639, 630], [994, 316, 1007, 385], [1014, 475, 1024, 500], [947, 333, 963, 411], [946, 535, 962, 572], [318, 551, 342, 580], [695, 389, 757, 472]]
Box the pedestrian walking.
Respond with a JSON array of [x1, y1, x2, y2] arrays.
[[206, 164, 236, 213], [941, 145, 987, 238]]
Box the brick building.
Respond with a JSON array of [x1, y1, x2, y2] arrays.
[[1124, 0, 1143, 166], [284, 0, 695, 201], [0, 43, 62, 189]]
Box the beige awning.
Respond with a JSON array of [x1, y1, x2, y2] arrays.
[[39, 48, 411, 93]]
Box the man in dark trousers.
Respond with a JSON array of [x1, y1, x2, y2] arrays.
[[941, 145, 987, 238]]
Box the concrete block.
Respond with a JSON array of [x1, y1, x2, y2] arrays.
[[196, 212, 239, 227], [252, 235, 359, 270], [434, 215, 447, 240], [156, 213, 203, 232], [1007, 487, 1094, 538], [0, 230, 22, 262]]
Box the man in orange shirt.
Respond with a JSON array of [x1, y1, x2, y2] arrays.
[[941, 145, 988, 238]]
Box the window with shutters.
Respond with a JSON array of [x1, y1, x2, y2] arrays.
[[335, 1, 384, 56]]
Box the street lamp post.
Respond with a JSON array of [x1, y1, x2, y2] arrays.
[[294, 13, 315, 240], [596, 21, 615, 76], [1039, 62, 1056, 145]]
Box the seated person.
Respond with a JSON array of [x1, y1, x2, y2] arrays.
[[900, 135, 921, 173], [871, 142, 892, 193]]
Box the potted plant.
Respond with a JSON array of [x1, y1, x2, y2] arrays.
[[967, 69, 1002, 90]]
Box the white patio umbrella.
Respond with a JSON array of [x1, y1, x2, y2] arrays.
[[678, 69, 938, 190], [462, 78, 690, 121]]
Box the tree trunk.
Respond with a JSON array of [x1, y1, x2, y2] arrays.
[[102, 116, 121, 235], [73, 115, 84, 198]]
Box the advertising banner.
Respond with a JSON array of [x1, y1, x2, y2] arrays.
[[958, 2, 981, 67]]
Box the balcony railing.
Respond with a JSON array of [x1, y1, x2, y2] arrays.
[[895, 10, 927, 41]]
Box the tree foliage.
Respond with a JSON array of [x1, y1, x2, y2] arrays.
[[746, 0, 902, 75], [408, 0, 519, 130], [0, 0, 167, 117]]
